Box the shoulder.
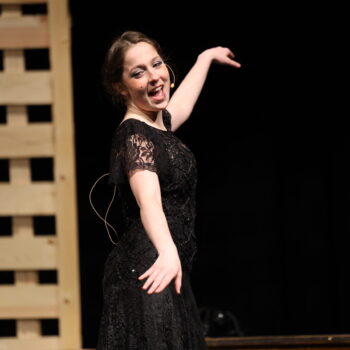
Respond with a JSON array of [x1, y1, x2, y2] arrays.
[[112, 118, 153, 142], [110, 120, 160, 158]]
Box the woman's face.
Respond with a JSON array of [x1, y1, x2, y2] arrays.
[[118, 41, 170, 113]]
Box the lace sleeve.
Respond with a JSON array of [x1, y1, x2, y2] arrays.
[[108, 122, 160, 185], [125, 133, 158, 178]]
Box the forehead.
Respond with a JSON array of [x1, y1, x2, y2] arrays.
[[124, 42, 160, 70]]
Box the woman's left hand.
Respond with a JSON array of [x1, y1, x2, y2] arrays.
[[199, 46, 241, 68]]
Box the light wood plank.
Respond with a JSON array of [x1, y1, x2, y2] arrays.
[[15, 271, 38, 284], [0, 0, 47, 4], [0, 285, 58, 318], [0, 15, 49, 49], [9, 159, 31, 184], [0, 123, 54, 157], [0, 337, 59, 350], [0, 72, 52, 104], [0, 183, 56, 215], [0, 236, 57, 269], [7, 105, 27, 125], [0, 16, 46, 28], [17, 320, 40, 339], [12, 216, 33, 237], [48, 0, 81, 347], [0, 4, 21, 18], [4, 50, 25, 73]]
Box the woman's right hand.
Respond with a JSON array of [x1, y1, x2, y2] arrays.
[[138, 244, 182, 295], [199, 46, 241, 68]]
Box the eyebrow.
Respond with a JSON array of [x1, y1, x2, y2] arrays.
[[128, 56, 161, 73]]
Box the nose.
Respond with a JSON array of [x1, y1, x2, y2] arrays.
[[148, 67, 160, 83]]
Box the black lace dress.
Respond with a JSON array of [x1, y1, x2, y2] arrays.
[[96, 109, 207, 349]]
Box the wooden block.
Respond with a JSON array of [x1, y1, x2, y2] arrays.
[[0, 337, 59, 350], [15, 271, 38, 284], [17, 319, 40, 339], [0, 0, 47, 3], [7, 105, 27, 126], [3, 50, 25, 72], [0, 183, 56, 215], [12, 216, 33, 237], [0, 72, 52, 104], [0, 15, 49, 49], [0, 284, 58, 318], [0, 236, 57, 269], [48, 0, 81, 347], [0, 3, 21, 18], [0, 1, 82, 349], [0, 123, 54, 158], [9, 159, 31, 185]]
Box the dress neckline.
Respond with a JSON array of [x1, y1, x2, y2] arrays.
[[118, 110, 169, 132]]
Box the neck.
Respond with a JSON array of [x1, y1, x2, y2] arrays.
[[125, 103, 161, 123]]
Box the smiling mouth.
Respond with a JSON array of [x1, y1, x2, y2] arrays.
[[148, 85, 166, 101], [148, 85, 163, 96]]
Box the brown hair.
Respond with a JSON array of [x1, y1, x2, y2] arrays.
[[101, 30, 168, 107]]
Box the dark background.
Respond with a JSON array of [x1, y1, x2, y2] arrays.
[[69, 2, 348, 347]]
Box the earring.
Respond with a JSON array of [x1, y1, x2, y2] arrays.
[[166, 64, 176, 88]]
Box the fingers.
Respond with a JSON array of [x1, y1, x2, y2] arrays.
[[227, 48, 235, 59], [139, 266, 162, 293], [138, 265, 154, 280], [141, 270, 174, 294], [214, 46, 242, 68], [174, 270, 182, 294], [139, 267, 182, 294], [228, 59, 241, 68], [154, 275, 173, 294], [138, 250, 182, 295], [139, 264, 166, 294], [224, 49, 241, 68]]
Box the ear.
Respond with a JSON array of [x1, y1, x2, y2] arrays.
[[112, 82, 128, 97]]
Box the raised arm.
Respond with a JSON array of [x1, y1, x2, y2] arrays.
[[166, 46, 241, 131]]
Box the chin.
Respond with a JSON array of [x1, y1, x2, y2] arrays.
[[157, 101, 169, 110], [148, 99, 169, 110]]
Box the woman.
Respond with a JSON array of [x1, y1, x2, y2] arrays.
[[97, 31, 240, 349]]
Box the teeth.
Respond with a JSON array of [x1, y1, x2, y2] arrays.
[[153, 86, 162, 93]]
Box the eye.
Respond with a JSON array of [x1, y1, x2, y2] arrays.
[[154, 60, 163, 67], [131, 70, 143, 78]]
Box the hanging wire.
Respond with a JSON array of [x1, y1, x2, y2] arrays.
[[88, 172, 119, 245]]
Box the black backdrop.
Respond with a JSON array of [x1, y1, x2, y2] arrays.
[[68, 2, 348, 347]]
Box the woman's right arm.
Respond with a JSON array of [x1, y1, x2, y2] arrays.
[[167, 47, 241, 131], [128, 168, 182, 295]]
